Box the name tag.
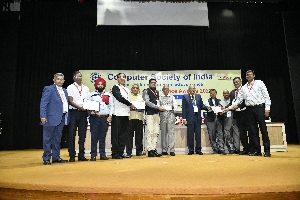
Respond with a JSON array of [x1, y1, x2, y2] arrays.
[[77, 96, 84, 106], [227, 111, 231, 117], [193, 106, 198, 113]]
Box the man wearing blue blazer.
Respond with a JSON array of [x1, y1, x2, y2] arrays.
[[182, 85, 209, 155], [40, 73, 70, 165]]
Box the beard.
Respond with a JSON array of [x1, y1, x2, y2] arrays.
[[97, 87, 104, 93]]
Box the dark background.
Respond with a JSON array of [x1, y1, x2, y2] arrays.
[[0, 0, 299, 150]]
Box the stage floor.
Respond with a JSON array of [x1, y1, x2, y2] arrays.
[[0, 145, 300, 199]]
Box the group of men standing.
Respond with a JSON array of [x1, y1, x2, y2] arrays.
[[39, 70, 271, 165]]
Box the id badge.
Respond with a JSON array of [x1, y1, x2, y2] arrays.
[[193, 106, 198, 113], [77, 96, 84, 106], [227, 111, 232, 117], [100, 102, 105, 110], [156, 100, 160, 106]]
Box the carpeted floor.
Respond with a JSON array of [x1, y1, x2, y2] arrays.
[[0, 145, 299, 198]]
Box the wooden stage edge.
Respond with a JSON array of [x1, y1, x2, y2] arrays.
[[1, 188, 300, 200]]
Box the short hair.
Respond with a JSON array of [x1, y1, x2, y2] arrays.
[[246, 70, 255, 75], [209, 89, 217, 94], [54, 73, 64, 79], [73, 71, 81, 77], [233, 77, 241, 82], [132, 83, 139, 87], [117, 73, 126, 78], [149, 78, 157, 84]]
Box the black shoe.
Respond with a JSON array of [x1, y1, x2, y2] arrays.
[[197, 152, 203, 155], [90, 157, 96, 161], [122, 154, 132, 158], [52, 158, 68, 163], [249, 152, 262, 156], [153, 149, 162, 157], [69, 157, 75, 162], [234, 150, 240, 154], [100, 156, 109, 160], [170, 152, 175, 156], [43, 160, 51, 165], [264, 152, 271, 157], [218, 150, 227, 155], [228, 150, 235, 154], [112, 155, 123, 159], [78, 157, 89, 161], [148, 150, 155, 157], [187, 152, 194, 155], [239, 151, 249, 155], [212, 150, 218, 154], [136, 152, 143, 156], [162, 152, 169, 155]]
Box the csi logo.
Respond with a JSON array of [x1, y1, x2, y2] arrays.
[[218, 75, 232, 80], [90, 72, 102, 83]]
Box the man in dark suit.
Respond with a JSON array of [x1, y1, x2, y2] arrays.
[[182, 85, 209, 155], [40, 73, 70, 165]]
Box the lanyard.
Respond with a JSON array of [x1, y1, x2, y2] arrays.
[[74, 83, 82, 96], [148, 88, 158, 98], [247, 80, 255, 92], [235, 87, 241, 97], [118, 84, 128, 95]]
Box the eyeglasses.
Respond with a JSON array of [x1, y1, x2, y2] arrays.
[[150, 82, 156, 84], [74, 76, 82, 79], [56, 78, 65, 81]]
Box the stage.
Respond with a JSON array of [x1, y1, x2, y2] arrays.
[[0, 145, 300, 199]]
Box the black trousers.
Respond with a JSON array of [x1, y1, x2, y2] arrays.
[[68, 109, 88, 158], [111, 115, 129, 157], [126, 119, 143, 155], [246, 106, 270, 153], [235, 110, 253, 152]]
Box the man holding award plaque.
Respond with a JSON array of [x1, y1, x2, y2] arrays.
[[86, 77, 114, 161], [125, 84, 145, 157], [159, 85, 178, 156]]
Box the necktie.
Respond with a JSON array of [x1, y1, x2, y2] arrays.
[[58, 89, 65, 102], [234, 89, 238, 97]]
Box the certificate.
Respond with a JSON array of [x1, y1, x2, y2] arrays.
[[163, 105, 173, 111], [132, 101, 145, 110], [83, 99, 100, 112], [212, 106, 223, 114]]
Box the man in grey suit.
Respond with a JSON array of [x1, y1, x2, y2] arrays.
[[40, 73, 70, 165]]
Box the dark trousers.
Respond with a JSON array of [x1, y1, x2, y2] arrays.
[[246, 106, 270, 153], [42, 116, 65, 161], [126, 119, 143, 155], [235, 110, 253, 152], [187, 113, 201, 153], [68, 109, 88, 158], [111, 115, 129, 157], [89, 116, 109, 157]]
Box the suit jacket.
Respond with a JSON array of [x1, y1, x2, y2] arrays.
[[226, 89, 246, 119], [182, 94, 207, 125], [40, 84, 69, 126]]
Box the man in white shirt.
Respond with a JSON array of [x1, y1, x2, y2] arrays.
[[67, 71, 90, 162], [225, 70, 271, 157], [111, 73, 136, 159], [87, 77, 114, 161]]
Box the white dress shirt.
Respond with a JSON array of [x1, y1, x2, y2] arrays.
[[67, 82, 89, 109], [229, 80, 271, 111]]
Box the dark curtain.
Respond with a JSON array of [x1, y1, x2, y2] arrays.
[[5, 1, 298, 149]]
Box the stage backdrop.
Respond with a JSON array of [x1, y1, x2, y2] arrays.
[[80, 70, 241, 111]]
